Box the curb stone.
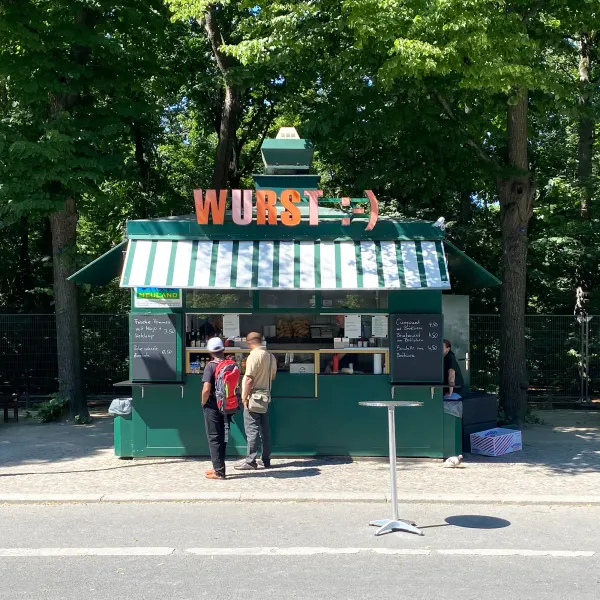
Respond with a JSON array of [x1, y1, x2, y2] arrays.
[[385, 493, 600, 505], [240, 492, 385, 503], [1, 493, 599, 506], [101, 492, 242, 502], [0, 494, 104, 504]]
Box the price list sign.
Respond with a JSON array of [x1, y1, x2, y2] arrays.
[[389, 314, 444, 383], [130, 314, 180, 381]]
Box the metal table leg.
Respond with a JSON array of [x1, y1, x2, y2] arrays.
[[369, 405, 423, 536]]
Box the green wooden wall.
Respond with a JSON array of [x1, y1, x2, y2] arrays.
[[118, 374, 451, 458]]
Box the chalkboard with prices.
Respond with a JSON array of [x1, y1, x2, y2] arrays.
[[130, 314, 181, 381], [389, 314, 444, 383]]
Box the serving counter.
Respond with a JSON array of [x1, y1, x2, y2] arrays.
[[185, 347, 390, 397]]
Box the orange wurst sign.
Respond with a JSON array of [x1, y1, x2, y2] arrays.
[[193, 189, 379, 231]]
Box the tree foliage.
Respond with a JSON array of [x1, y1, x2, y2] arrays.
[[0, 1, 599, 418]]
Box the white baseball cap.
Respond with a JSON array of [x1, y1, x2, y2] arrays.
[[206, 337, 224, 353]]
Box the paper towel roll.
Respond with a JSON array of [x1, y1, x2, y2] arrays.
[[373, 353, 383, 375]]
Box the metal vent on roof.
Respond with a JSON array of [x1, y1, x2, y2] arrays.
[[276, 127, 300, 139]]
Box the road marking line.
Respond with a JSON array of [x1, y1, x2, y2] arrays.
[[0, 547, 594, 558], [437, 549, 595, 557], [370, 549, 432, 555], [186, 547, 432, 556], [187, 548, 356, 556], [0, 548, 175, 557]]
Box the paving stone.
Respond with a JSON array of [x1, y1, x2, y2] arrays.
[[1, 410, 599, 501]]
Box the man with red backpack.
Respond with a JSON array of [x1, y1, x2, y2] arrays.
[[202, 337, 241, 480]]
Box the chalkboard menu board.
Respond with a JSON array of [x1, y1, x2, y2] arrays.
[[389, 314, 444, 383], [130, 314, 180, 381]]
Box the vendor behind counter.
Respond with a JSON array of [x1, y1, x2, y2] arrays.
[[443, 339, 464, 399]]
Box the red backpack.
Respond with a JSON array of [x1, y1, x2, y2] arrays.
[[213, 358, 241, 416]]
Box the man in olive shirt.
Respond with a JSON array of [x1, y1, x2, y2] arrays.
[[443, 339, 464, 399], [235, 332, 277, 470]]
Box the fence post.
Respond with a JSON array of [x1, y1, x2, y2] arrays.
[[579, 316, 585, 402], [577, 315, 593, 403], [585, 317, 593, 403]]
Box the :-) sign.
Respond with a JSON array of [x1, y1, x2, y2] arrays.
[[194, 189, 379, 230]]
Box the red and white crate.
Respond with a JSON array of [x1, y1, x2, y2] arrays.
[[470, 427, 522, 457]]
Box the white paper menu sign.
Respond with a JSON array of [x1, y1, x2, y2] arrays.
[[372, 315, 389, 338], [223, 314, 240, 338], [344, 314, 362, 339]]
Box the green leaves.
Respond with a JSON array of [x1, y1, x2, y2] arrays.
[[0, 0, 598, 320]]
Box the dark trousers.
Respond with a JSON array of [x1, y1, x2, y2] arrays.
[[204, 405, 228, 476], [244, 408, 271, 465]]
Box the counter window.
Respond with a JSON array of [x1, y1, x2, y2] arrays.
[[187, 349, 248, 375], [186, 349, 317, 375], [321, 291, 388, 310], [320, 350, 388, 375], [240, 313, 333, 344], [275, 352, 316, 374], [185, 314, 223, 347], [258, 291, 317, 309], [186, 290, 252, 309]]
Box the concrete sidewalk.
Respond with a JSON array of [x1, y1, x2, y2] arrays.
[[1, 409, 599, 505]]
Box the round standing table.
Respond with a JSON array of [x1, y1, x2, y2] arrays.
[[359, 400, 425, 536]]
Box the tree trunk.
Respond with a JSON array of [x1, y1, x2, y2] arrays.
[[578, 33, 595, 219], [16, 217, 32, 311], [211, 84, 239, 189], [229, 132, 242, 189], [133, 123, 149, 218], [134, 124, 150, 193], [574, 33, 596, 320], [49, 198, 88, 420], [459, 190, 472, 224], [498, 92, 534, 426], [204, 5, 240, 190]]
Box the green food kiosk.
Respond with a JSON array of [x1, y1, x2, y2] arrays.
[[71, 128, 499, 459]]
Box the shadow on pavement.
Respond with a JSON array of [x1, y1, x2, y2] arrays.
[[0, 459, 185, 477], [271, 458, 352, 469], [445, 515, 511, 529], [420, 515, 511, 530], [227, 467, 322, 480]]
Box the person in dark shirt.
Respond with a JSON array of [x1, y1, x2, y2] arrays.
[[202, 337, 230, 479], [443, 339, 464, 399]]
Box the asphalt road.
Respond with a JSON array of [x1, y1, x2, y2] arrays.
[[0, 502, 599, 600]]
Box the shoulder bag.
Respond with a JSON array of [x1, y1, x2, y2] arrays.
[[247, 352, 273, 414]]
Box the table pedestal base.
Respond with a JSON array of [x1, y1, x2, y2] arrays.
[[359, 401, 426, 538], [369, 519, 423, 537]]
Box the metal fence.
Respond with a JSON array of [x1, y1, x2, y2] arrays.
[[1, 313, 598, 400], [470, 315, 598, 400], [0, 314, 129, 396]]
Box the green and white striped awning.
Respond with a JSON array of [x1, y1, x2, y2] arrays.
[[120, 240, 450, 290]]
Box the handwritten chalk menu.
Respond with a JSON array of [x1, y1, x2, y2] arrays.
[[390, 314, 444, 383], [130, 314, 180, 381]]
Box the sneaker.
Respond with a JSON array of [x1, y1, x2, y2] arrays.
[[261, 461, 272, 469], [234, 462, 257, 471], [205, 471, 226, 480]]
